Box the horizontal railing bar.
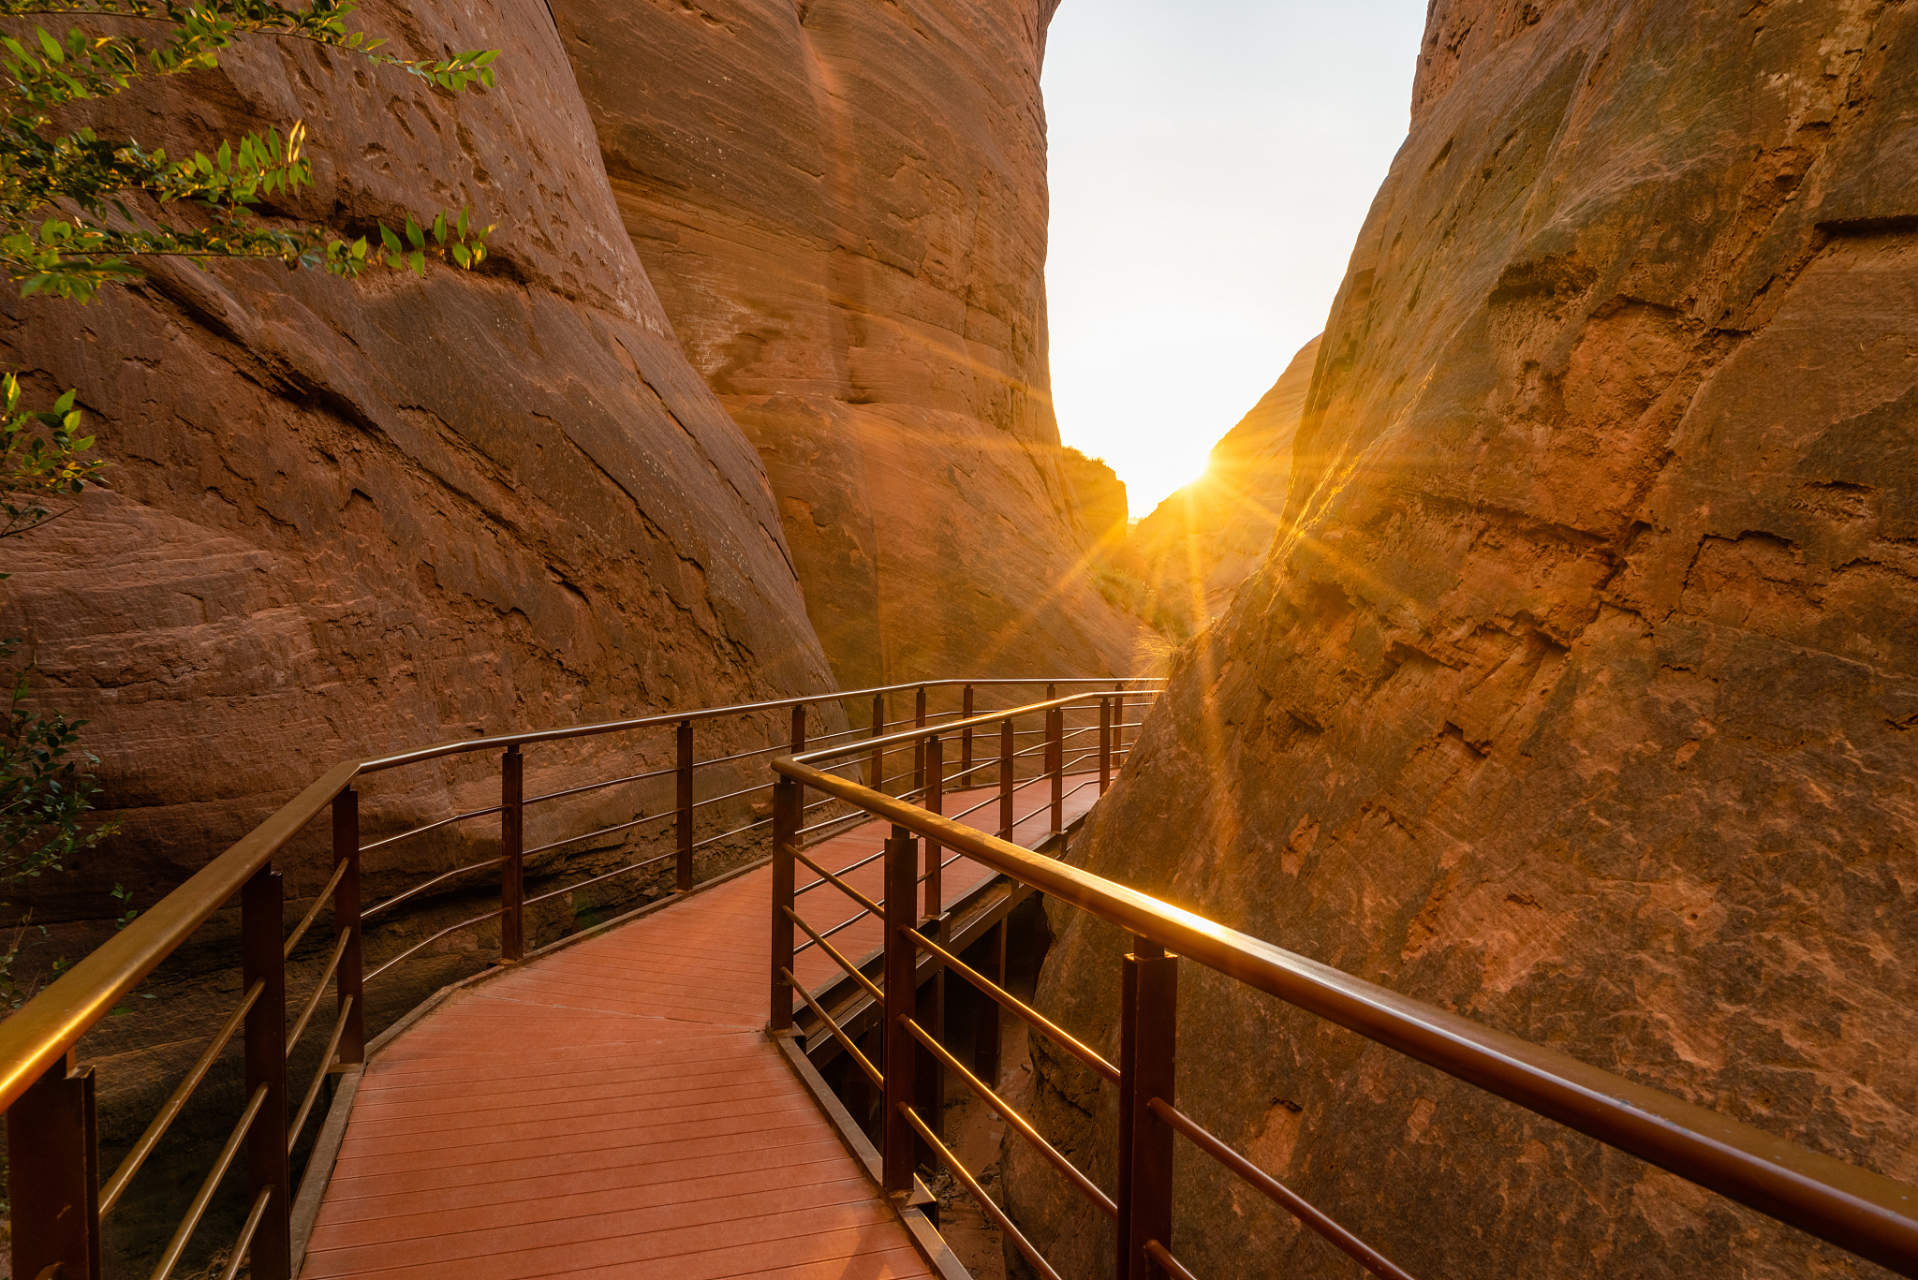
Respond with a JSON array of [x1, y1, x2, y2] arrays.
[[774, 755, 1918, 1277], [792, 903, 872, 956], [100, 979, 264, 1218], [0, 759, 361, 1114], [362, 856, 505, 922], [784, 967, 882, 1088], [692, 781, 772, 812], [290, 996, 356, 1157], [149, 1082, 268, 1280], [911, 927, 1118, 1083], [792, 847, 884, 918], [783, 906, 884, 1004], [903, 1015, 1116, 1218], [359, 804, 505, 855], [360, 679, 1163, 774], [1150, 1096, 1414, 1280], [286, 931, 352, 1057], [522, 809, 673, 858], [523, 850, 677, 908], [1145, 1240, 1200, 1280], [795, 691, 1160, 768], [365, 909, 503, 986], [220, 1185, 273, 1280], [900, 1102, 1064, 1280], [691, 814, 771, 851], [283, 859, 351, 960], [797, 845, 885, 896], [524, 765, 674, 809]]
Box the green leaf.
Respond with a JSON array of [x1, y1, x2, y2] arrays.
[[432, 211, 446, 244], [404, 216, 423, 250], [409, 249, 424, 276], [37, 26, 63, 63], [379, 223, 401, 254], [452, 242, 470, 268]]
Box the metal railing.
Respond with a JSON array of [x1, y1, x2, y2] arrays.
[[1, 675, 1160, 1280], [770, 722, 1918, 1280]]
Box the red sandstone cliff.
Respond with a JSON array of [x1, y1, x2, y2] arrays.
[[1014, 3, 1918, 1276], [543, 0, 1150, 691], [0, 0, 835, 957]]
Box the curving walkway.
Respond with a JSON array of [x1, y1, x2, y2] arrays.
[[298, 784, 1100, 1280]]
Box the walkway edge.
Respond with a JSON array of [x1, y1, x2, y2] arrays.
[[772, 1031, 972, 1280]]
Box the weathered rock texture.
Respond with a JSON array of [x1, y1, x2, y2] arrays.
[[1, 2, 838, 1263], [543, 0, 1149, 691], [1013, 3, 1918, 1277], [1132, 335, 1321, 637], [1056, 446, 1130, 548]]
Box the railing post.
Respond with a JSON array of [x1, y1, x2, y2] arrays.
[[1118, 940, 1178, 1280], [333, 787, 365, 1065], [501, 745, 524, 961], [791, 702, 807, 754], [924, 735, 944, 919], [883, 826, 919, 1197], [242, 866, 292, 1280], [9, 1051, 101, 1280], [960, 683, 974, 784], [770, 775, 800, 1033], [1048, 706, 1064, 836], [870, 693, 886, 794], [913, 685, 928, 794], [998, 717, 1014, 840], [676, 719, 694, 892], [1100, 696, 1113, 795], [1115, 682, 1128, 764]]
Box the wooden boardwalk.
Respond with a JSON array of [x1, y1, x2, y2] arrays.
[[299, 782, 1100, 1280]]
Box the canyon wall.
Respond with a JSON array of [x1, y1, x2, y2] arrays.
[[1013, 3, 1918, 1277], [1132, 334, 1321, 636], [543, 0, 1149, 693], [1, 6, 838, 1252]]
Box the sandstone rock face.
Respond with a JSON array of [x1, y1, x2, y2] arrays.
[[1132, 335, 1321, 636], [1056, 446, 1131, 549], [2, 0, 837, 1124], [543, 0, 1148, 691], [1013, 4, 1918, 1277]]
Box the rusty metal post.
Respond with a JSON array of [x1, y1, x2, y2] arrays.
[[883, 827, 919, 1196], [960, 684, 974, 784], [500, 747, 524, 961], [1119, 940, 1177, 1280], [1100, 697, 1114, 795], [913, 686, 928, 793], [998, 718, 1014, 840], [242, 867, 292, 1280], [333, 787, 365, 1065], [1048, 706, 1064, 835], [791, 702, 807, 754], [676, 720, 695, 892], [924, 735, 944, 919], [770, 775, 800, 1033], [9, 1051, 101, 1280], [870, 693, 886, 793], [974, 920, 1006, 1088]]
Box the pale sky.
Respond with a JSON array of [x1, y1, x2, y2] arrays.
[[1042, 0, 1431, 515]]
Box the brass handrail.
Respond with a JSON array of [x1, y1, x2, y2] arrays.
[[0, 675, 1149, 1115], [772, 753, 1918, 1277]]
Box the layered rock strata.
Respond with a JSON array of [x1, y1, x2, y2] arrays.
[[1012, 3, 1918, 1277], [1132, 335, 1321, 636], [544, 0, 1148, 691], [1, 2, 836, 1263]]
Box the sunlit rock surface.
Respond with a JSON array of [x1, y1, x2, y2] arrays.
[[1132, 335, 1321, 636], [544, 0, 1148, 690], [1013, 3, 1918, 1277], [0, 6, 835, 1260]]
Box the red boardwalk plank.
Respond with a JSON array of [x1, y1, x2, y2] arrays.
[[301, 784, 1099, 1280]]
